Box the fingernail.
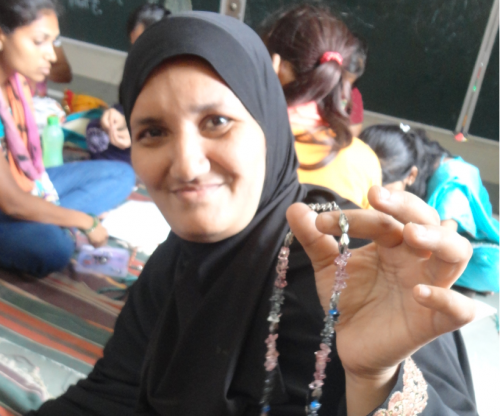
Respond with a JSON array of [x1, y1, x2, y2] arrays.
[[418, 285, 431, 298], [379, 187, 390, 200], [412, 223, 427, 237]]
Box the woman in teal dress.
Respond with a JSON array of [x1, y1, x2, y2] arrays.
[[360, 124, 499, 293]]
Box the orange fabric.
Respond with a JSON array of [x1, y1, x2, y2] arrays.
[[5, 75, 35, 193], [294, 131, 382, 209], [0, 407, 16, 416]]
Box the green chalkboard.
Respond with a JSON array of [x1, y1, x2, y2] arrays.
[[244, 0, 498, 140], [60, 0, 147, 51], [191, 0, 219, 12], [59, 0, 193, 51]]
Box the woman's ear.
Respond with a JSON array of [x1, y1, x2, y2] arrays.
[[271, 53, 281, 75], [272, 55, 296, 86], [405, 166, 419, 186]]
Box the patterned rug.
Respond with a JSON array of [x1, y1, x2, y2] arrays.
[[0, 185, 158, 414]]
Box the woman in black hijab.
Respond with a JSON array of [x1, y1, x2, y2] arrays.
[[30, 12, 476, 416]]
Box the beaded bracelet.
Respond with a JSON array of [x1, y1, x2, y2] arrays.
[[81, 214, 100, 236], [260, 202, 351, 416]]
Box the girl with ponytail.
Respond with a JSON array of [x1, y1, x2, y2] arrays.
[[262, 4, 381, 209]]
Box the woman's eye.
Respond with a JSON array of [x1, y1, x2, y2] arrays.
[[204, 116, 231, 130], [137, 127, 165, 141]]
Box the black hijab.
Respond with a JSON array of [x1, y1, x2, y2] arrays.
[[119, 12, 361, 416]]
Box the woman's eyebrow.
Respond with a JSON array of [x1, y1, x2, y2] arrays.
[[188, 101, 227, 114], [132, 116, 164, 126]]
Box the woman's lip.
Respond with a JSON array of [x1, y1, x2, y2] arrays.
[[171, 184, 223, 200], [40, 67, 51, 75]]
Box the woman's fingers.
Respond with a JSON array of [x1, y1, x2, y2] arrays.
[[286, 203, 338, 272], [403, 223, 472, 285], [316, 209, 404, 248], [368, 186, 441, 226], [413, 284, 476, 335]]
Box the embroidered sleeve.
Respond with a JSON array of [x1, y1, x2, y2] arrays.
[[373, 357, 428, 416]]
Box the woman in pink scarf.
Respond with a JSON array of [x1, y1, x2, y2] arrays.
[[0, 0, 135, 277]]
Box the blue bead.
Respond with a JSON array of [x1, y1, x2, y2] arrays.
[[310, 400, 321, 410], [328, 308, 339, 316], [262, 405, 270, 412]]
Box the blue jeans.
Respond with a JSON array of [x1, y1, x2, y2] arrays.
[[0, 160, 135, 277]]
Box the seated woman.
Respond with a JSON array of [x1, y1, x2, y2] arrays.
[[28, 12, 477, 416], [0, 0, 135, 278], [262, 5, 381, 209], [86, 3, 171, 164], [360, 124, 499, 294]]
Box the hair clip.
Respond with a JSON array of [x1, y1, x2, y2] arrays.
[[400, 123, 411, 133]]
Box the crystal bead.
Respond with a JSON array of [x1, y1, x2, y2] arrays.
[[310, 400, 321, 410], [267, 313, 281, 323], [322, 337, 332, 346], [333, 280, 347, 291], [340, 233, 350, 247], [279, 246, 290, 257], [311, 387, 323, 398], [329, 292, 340, 305], [339, 213, 349, 233]]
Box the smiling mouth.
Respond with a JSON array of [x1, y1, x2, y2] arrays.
[[171, 184, 223, 201]]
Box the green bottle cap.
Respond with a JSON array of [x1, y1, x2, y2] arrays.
[[47, 115, 60, 126]]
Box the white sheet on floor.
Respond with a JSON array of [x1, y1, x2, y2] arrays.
[[101, 200, 170, 255]]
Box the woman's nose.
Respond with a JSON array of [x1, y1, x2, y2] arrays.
[[46, 44, 57, 63], [169, 134, 211, 182]]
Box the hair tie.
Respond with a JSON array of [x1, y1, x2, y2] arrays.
[[320, 51, 343, 66]]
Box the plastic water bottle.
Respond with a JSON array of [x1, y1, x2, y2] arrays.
[[42, 115, 64, 167]]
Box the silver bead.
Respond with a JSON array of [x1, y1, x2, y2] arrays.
[[340, 233, 350, 247], [339, 213, 349, 233]]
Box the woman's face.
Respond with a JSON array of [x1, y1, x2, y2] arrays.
[[0, 10, 59, 82], [130, 58, 267, 243]]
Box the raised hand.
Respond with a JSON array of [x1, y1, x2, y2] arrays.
[[286, 186, 475, 415]]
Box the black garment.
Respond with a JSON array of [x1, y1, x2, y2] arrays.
[[28, 12, 477, 416], [28, 224, 477, 416]]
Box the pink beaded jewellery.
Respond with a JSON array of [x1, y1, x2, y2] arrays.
[[260, 202, 351, 416]]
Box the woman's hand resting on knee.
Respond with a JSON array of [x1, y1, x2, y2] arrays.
[[286, 186, 475, 416]]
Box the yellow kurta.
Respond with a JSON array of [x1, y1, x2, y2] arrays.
[[295, 136, 382, 209]]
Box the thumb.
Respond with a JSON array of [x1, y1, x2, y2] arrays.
[[286, 203, 339, 272]]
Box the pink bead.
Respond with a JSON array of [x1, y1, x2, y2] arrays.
[[333, 280, 347, 291], [335, 270, 349, 279], [334, 256, 347, 268], [264, 334, 280, 371], [274, 279, 288, 289]]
